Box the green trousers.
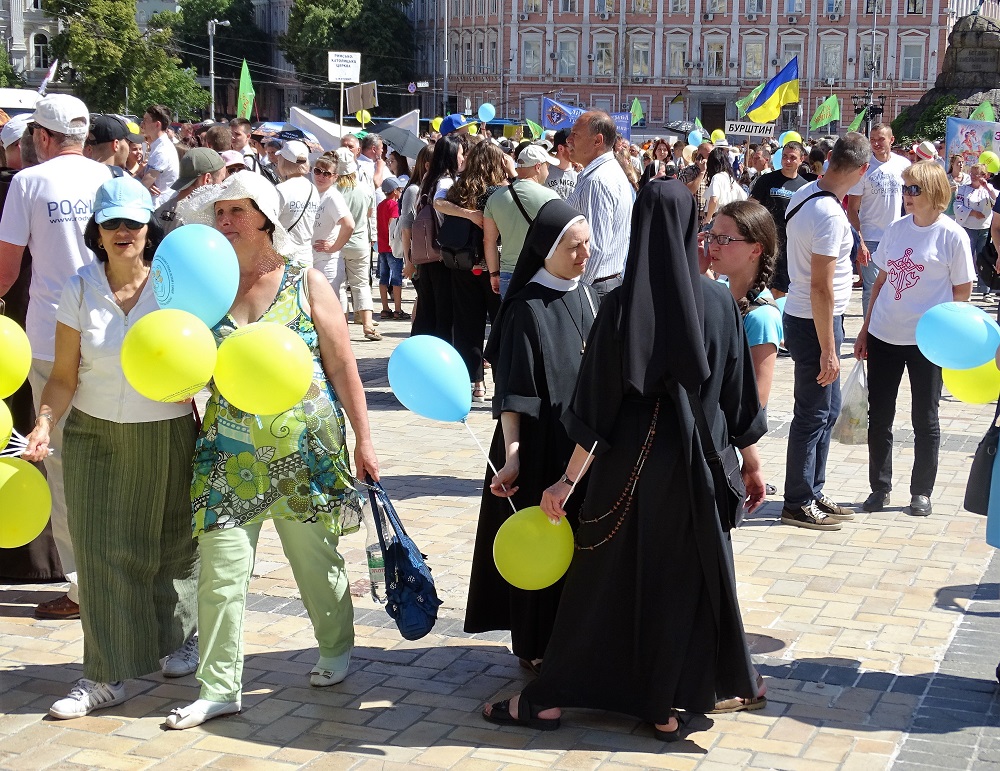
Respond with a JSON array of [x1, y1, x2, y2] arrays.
[[195, 517, 354, 702]]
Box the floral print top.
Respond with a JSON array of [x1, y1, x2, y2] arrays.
[[191, 264, 364, 536]]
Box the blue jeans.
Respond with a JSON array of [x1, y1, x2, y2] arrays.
[[782, 313, 845, 508], [499, 270, 514, 299], [377, 252, 403, 287], [861, 240, 880, 318]]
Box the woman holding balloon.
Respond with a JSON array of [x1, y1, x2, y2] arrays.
[[165, 172, 379, 730], [854, 160, 975, 518], [23, 176, 199, 720]]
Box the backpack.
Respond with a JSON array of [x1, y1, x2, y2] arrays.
[[785, 189, 860, 265], [437, 214, 483, 271], [247, 152, 280, 185], [410, 193, 442, 265]]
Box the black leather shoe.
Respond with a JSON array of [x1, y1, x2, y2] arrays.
[[862, 491, 890, 512], [909, 495, 932, 517]]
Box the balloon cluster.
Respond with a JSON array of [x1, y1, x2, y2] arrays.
[[916, 302, 1000, 403]]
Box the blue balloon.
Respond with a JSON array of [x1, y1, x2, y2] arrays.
[[988, 445, 1000, 548], [688, 130, 702, 147], [478, 103, 496, 123], [915, 302, 1000, 370], [388, 336, 472, 422], [152, 224, 239, 328]]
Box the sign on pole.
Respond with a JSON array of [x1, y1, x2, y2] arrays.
[[725, 120, 777, 137], [328, 51, 361, 83]]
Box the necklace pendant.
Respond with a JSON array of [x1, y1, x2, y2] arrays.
[[581, 342, 586, 354]]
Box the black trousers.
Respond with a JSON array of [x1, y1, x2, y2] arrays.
[[411, 260, 454, 342], [451, 268, 501, 381], [867, 333, 942, 497]]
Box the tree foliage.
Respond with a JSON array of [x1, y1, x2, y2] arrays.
[[893, 94, 959, 145], [281, 0, 414, 114], [43, 0, 208, 117], [169, 0, 271, 81], [0, 52, 25, 89]]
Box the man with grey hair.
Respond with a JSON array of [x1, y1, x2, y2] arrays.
[[566, 111, 632, 297], [0, 94, 113, 619], [780, 132, 870, 532]]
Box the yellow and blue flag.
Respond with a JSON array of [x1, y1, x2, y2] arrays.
[[745, 57, 799, 124]]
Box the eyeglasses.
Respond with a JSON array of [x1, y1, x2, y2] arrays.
[[312, 168, 335, 178], [98, 218, 146, 231], [901, 184, 922, 196], [705, 233, 749, 246]]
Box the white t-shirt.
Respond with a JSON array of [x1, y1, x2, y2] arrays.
[[146, 134, 179, 207], [312, 187, 351, 264], [0, 154, 112, 360], [277, 176, 320, 266], [954, 184, 997, 230], [56, 263, 191, 423], [706, 172, 747, 208], [432, 177, 455, 225], [848, 153, 910, 243], [868, 214, 975, 346], [783, 181, 855, 319]]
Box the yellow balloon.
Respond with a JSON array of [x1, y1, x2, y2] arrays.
[[783, 130, 803, 145], [431, 116, 443, 132], [0, 458, 51, 548], [711, 129, 726, 144], [980, 151, 1000, 174], [0, 315, 31, 399], [468, 122, 479, 135], [943, 360, 1000, 404], [0, 401, 11, 451], [214, 322, 314, 415], [356, 109, 371, 125], [493, 506, 574, 590], [121, 309, 217, 402]]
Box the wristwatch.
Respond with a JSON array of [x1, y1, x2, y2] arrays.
[[490, 270, 501, 277], [559, 473, 575, 486]]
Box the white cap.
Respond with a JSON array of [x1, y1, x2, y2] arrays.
[[1, 115, 31, 148], [334, 147, 358, 175], [277, 140, 309, 163], [31, 94, 90, 136], [517, 144, 560, 167]]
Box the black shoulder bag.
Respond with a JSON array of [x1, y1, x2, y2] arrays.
[[965, 400, 1000, 516], [686, 390, 747, 531], [785, 189, 860, 265]]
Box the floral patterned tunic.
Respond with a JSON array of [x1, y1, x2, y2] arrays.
[[191, 264, 364, 537]]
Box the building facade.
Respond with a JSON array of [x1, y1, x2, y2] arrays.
[[1, 0, 58, 89], [410, 0, 1000, 136]]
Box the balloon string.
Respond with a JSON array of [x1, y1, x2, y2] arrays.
[[462, 419, 518, 514], [563, 441, 597, 509]]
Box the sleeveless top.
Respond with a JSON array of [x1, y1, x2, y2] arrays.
[[190, 264, 364, 537]]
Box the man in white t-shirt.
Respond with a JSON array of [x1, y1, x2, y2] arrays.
[[847, 124, 910, 316], [780, 132, 870, 532], [140, 104, 179, 207], [0, 93, 113, 619]]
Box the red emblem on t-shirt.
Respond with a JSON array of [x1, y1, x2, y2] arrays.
[[886, 248, 923, 300]]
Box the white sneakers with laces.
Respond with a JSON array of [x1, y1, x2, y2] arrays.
[[49, 679, 126, 719], [161, 635, 199, 678]]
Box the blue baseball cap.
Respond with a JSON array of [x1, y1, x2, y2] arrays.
[[439, 114, 470, 136], [93, 176, 154, 224]]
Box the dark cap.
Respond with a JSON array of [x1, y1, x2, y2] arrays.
[[88, 114, 127, 145], [171, 147, 224, 191]]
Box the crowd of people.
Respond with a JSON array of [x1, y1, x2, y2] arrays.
[[0, 92, 993, 740]]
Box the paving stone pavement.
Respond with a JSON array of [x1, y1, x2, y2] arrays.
[[3, 287, 1000, 770]]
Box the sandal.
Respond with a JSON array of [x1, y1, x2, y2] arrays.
[[710, 673, 767, 714], [482, 695, 560, 731], [653, 709, 682, 742], [363, 329, 382, 341], [472, 385, 487, 402]]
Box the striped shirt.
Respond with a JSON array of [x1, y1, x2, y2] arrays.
[[568, 151, 633, 284]]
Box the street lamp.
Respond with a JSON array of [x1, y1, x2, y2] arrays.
[[850, 2, 886, 137], [208, 18, 230, 120]]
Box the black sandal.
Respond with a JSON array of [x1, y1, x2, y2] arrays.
[[482, 695, 560, 731], [653, 709, 682, 742]]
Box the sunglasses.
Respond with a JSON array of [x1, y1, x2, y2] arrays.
[[99, 218, 146, 231], [705, 233, 748, 246], [901, 184, 922, 196], [312, 168, 335, 178]]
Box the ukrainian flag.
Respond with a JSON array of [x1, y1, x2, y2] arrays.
[[745, 57, 799, 124]]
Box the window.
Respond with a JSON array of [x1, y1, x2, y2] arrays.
[[670, 0, 688, 12], [453, 43, 461, 72], [820, 41, 842, 79], [706, 41, 725, 77], [861, 41, 884, 77], [475, 0, 484, 14], [465, 42, 473, 73], [780, 105, 798, 131], [633, 0, 653, 12], [558, 39, 578, 76], [31, 0, 43, 8], [668, 41, 688, 76], [522, 39, 542, 75], [785, 0, 803, 12], [906, 0, 924, 12], [747, 0, 765, 13], [477, 41, 485, 72], [631, 39, 651, 76], [781, 41, 802, 67], [490, 0, 499, 13], [595, 40, 615, 75], [864, 0, 884, 12], [825, 0, 844, 11], [464, 0, 471, 15], [489, 41, 498, 72], [559, 0, 578, 11], [524, 0, 542, 10], [33, 34, 49, 70], [595, 0, 613, 11], [744, 41, 764, 79], [706, 0, 725, 12], [901, 42, 923, 80]]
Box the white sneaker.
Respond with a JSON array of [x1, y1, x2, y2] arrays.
[[49, 679, 126, 719], [161, 635, 199, 678], [164, 698, 241, 730]]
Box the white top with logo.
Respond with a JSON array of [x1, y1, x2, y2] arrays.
[[954, 183, 996, 230], [277, 176, 320, 265], [848, 153, 910, 243], [146, 134, 180, 207], [0, 154, 112, 360], [868, 214, 975, 346], [312, 187, 351, 265]]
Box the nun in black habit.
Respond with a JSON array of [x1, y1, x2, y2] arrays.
[[464, 199, 598, 669], [483, 179, 767, 740]]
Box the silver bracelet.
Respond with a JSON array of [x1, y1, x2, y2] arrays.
[[38, 413, 54, 423]]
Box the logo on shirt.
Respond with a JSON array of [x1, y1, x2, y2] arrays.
[[886, 247, 924, 300], [769, 187, 796, 199], [47, 198, 93, 224]]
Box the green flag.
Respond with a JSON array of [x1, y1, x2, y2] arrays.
[[736, 82, 765, 118], [810, 95, 841, 131], [970, 101, 996, 122], [237, 60, 255, 120], [526, 119, 543, 140], [630, 98, 644, 126], [847, 107, 867, 133], [695, 116, 705, 139]]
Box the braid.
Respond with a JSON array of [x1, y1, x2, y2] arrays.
[[716, 199, 779, 318], [741, 252, 776, 317]]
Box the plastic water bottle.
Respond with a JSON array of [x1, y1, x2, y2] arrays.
[[364, 508, 386, 603]]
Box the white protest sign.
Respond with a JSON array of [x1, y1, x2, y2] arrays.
[[328, 52, 361, 83], [725, 120, 777, 136]]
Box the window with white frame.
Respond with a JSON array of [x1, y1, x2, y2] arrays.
[[559, 0, 578, 11], [558, 39, 578, 76], [669, 0, 688, 12], [477, 41, 485, 72], [780, 105, 798, 131], [861, 41, 884, 77], [785, 0, 803, 12], [906, 0, 925, 12], [33, 34, 49, 69], [489, 40, 498, 71], [523, 0, 542, 10], [453, 42, 461, 72], [706, 41, 725, 77], [825, 0, 844, 12], [475, 0, 484, 15], [522, 38, 542, 75], [465, 42, 473, 73], [631, 39, 651, 76], [747, 0, 765, 13], [744, 40, 764, 79], [595, 0, 613, 11], [595, 40, 615, 76], [781, 40, 802, 67], [668, 40, 688, 76], [706, 0, 725, 12], [464, 0, 471, 16], [490, 0, 499, 13], [901, 42, 923, 80], [820, 40, 842, 79], [864, 0, 884, 12], [633, 0, 653, 12], [31, 0, 42, 8]]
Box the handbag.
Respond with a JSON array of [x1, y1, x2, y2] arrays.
[[365, 477, 443, 639], [686, 390, 747, 531], [437, 214, 483, 271], [410, 194, 442, 265], [965, 400, 1000, 516]]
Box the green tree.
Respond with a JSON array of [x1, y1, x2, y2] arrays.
[[43, 0, 209, 117], [280, 0, 413, 114], [169, 0, 271, 81], [0, 51, 25, 88]]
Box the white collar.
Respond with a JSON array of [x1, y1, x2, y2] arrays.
[[530, 267, 579, 291]]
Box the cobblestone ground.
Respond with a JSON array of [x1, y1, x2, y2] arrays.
[[3, 286, 1000, 770]]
